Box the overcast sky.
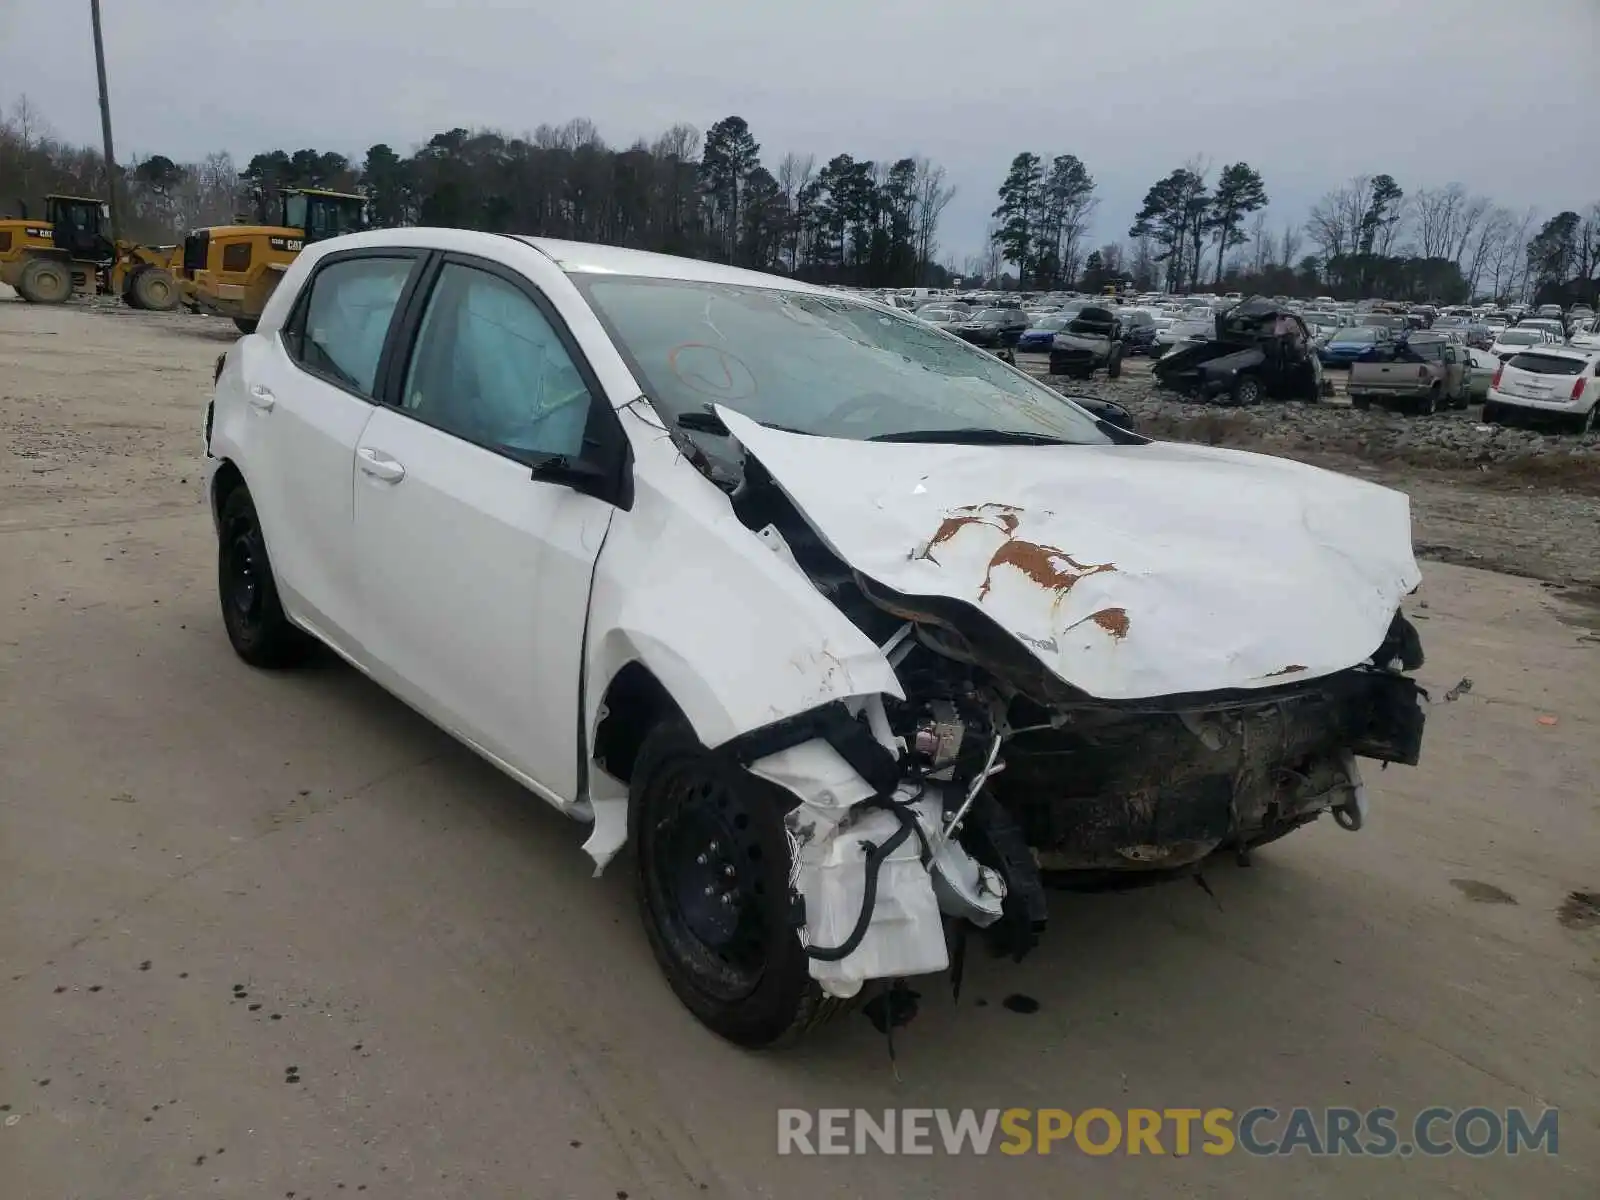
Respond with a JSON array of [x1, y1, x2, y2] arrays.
[[3, 0, 1597, 263]]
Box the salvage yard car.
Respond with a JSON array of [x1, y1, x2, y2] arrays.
[[204, 230, 1429, 1048], [1152, 296, 1323, 405], [1347, 333, 1469, 414], [1319, 325, 1391, 368], [1483, 347, 1600, 432], [1047, 304, 1125, 378]]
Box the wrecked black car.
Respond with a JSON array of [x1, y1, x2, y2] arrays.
[[1048, 305, 1125, 378], [1152, 296, 1324, 405]]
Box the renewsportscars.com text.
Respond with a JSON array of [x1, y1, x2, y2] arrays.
[[776, 1106, 1559, 1157]]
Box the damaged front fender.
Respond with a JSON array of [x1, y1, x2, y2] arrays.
[[578, 398, 904, 870]]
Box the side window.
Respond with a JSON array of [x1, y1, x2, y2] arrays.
[[399, 263, 592, 460], [287, 256, 412, 397]]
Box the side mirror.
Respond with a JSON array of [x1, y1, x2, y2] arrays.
[[529, 453, 609, 497]]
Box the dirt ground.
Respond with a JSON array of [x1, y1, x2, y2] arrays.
[[3, 298, 1598, 1198]]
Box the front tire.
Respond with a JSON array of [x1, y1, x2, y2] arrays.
[[1232, 375, 1263, 406], [1415, 384, 1440, 416], [630, 721, 843, 1048], [131, 266, 179, 311], [1106, 344, 1124, 379], [217, 485, 309, 667]]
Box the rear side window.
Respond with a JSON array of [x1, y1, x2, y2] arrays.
[[399, 262, 593, 461], [1398, 340, 1444, 362], [1507, 354, 1585, 376], [287, 256, 413, 396]]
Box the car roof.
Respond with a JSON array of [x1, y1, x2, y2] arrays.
[[517, 236, 841, 295], [1508, 346, 1596, 362]]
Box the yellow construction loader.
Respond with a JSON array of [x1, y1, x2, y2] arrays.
[[0, 194, 182, 310], [180, 188, 366, 332]]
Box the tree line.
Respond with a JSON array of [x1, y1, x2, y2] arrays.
[[986, 151, 1598, 306], [0, 97, 957, 288], [5, 92, 1596, 306]]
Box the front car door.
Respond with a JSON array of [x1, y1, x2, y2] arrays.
[[238, 249, 422, 653], [352, 253, 622, 806]]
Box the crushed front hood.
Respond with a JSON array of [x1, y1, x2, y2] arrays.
[[717, 407, 1421, 701]]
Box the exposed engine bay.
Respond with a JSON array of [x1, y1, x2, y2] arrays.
[[714, 446, 1427, 1002]]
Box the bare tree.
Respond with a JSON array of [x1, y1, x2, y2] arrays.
[[8, 93, 50, 147], [1450, 193, 1490, 266], [981, 220, 1004, 284], [1305, 190, 1352, 261], [1278, 222, 1302, 269], [911, 156, 956, 283], [1463, 206, 1512, 299], [1413, 184, 1465, 259], [1246, 210, 1272, 275], [775, 151, 815, 273]]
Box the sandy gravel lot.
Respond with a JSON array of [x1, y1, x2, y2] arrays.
[[2, 298, 1598, 1198]]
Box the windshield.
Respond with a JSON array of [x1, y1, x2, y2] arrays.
[[1508, 353, 1585, 376], [971, 308, 1010, 322], [574, 276, 1112, 445], [1497, 331, 1540, 344], [1332, 327, 1377, 342], [1028, 314, 1069, 330]]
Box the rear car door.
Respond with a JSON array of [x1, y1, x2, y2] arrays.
[[352, 253, 623, 805], [239, 249, 423, 652]]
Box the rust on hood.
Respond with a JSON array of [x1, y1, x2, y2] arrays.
[[919, 503, 1024, 562], [1261, 664, 1308, 677], [980, 539, 1117, 605], [1062, 606, 1131, 640], [1090, 607, 1130, 639]]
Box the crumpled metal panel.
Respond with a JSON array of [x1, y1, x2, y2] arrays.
[[717, 406, 1421, 701]]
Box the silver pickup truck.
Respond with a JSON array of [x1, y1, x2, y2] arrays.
[[1348, 334, 1468, 414]]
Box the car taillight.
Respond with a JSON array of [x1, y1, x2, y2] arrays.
[[1573, 376, 1588, 402], [1491, 365, 1503, 389]]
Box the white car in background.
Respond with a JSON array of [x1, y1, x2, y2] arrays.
[[1516, 317, 1566, 343], [203, 228, 1430, 1047], [1485, 347, 1600, 432], [1489, 327, 1556, 361], [1568, 320, 1600, 352]]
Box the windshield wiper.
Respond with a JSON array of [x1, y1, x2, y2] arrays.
[[868, 427, 1081, 446]]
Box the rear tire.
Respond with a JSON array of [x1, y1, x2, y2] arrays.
[[1231, 375, 1263, 406], [233, 316, 259, 334], [18, 257, 71, 305], [1415, 385, 1440, 416], [217, 485, 309, 668], [630, 721, 845, 1048], [1481, 400, 1502, 425], [1106, 344, 1124, 379], [1578, 405, 1598, 435]]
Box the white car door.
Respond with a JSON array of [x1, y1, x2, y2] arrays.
[[241, 250, 423, 652], [352, 254, 622, 806]]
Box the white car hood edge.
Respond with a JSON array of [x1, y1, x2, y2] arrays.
[[716, 406, 1422, 701]]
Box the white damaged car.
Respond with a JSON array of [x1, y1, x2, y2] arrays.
[[204, 229, 1428, 1047]]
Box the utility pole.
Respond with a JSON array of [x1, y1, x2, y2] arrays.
[[90, 0, 122, 247]]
